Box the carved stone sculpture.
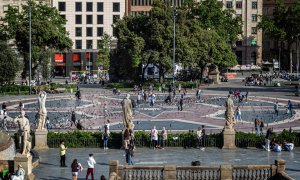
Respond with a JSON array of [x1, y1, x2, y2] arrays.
[[14, 111, 31, 155], [37, 91, 47, 130], [121, 94, 134, 131], [225, 94, 235, 129]]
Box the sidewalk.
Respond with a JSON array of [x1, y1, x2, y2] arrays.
[[33, 147, 300, 179]]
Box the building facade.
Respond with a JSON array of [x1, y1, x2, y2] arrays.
[[125, 0, 263, 66], [262, 0, 297, 71], [51, 0, 125, 77]]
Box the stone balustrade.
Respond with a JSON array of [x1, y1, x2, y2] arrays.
[[109, 159, 295, 180]]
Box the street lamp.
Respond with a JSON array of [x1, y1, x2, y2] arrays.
[[296, 35, 299, 78], [29, 6, 32, 95], [173, 8, 178, 84]]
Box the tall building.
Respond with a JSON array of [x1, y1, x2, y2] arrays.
[[125, 0, 263, 66], [51, 0, 126, 77]]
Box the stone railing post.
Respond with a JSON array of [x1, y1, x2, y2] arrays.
[[117, 165, 124, 180], [109, 172, 117, 180], [163, 166, 176, 180], [275, 159, 286, 173], [220, 165, 233, 180], [109, 160, 119, 178]]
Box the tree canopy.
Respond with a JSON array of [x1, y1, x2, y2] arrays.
[[257, 0, 300, 72], [97, 33, 112, 70], [0, 41, 21, 84], [110, 0, 240, 81], [0, 0, 72, 79]]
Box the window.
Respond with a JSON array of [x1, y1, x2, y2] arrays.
[[75, 40, 82, 49], [86, 2, 93, 12], [97, 15, 103, 24], [86, 15, 93, 24], [97, 2, 103, 12], [236, 41, 242, 46], [113, 2, 120, 12], [236, 1, 242, 8], [97, 27, 103, 37], [58, 2, 66, 11], [75, 15, 82, 24], [113, 15, 120, 23], [251, 27, 257, 34], [252, 2, 257, 9], [60, 14, 66, 19], [113, 27, 117, 37], [75, 2, 82, 12], [86, 40, 93, 49], [86, 27, 93, 36], [226, 1, 232, 8], [252, 14, 257, 22], [75, 27, 82, 37]]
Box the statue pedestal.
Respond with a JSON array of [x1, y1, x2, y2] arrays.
[[14, 153, 35, 180], [34, 130, 48, 150], [222, 128, 236, 149], [209, 67, 220, 84]]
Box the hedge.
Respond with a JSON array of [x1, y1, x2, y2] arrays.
[[107, 81, 199, 89], [45, 130, 300, 148]]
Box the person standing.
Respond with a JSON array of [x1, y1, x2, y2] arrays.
[[71, 159, 82, 180], [150, 126, 158, 149], [178, 83, 182, 94], [196, 88, 202, 100], [235, 106, 242, 121], [274, 101, 279, 116], [162, 83, 166, 93], [60, 140, 67, 167], [196, 127, 203, 148], [86, 154, 96, 180], [264, 128, 273, 151], [2, 102, 7, 114], [254, 118, 260, 136], [102, 128, 110, 150], [149, 94, 155, 107], [160, 127, 167, 149]]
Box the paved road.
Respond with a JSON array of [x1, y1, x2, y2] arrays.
[[33, 147, 300, 179]]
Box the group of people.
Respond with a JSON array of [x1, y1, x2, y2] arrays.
[[60, 140, 107, 180], [150, 126, 168, 149], [263, 128, 294, 152]]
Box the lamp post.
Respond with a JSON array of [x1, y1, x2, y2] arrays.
[[29, 6, 32, 95], [297, 35, 299, 78], [173, 8, 178, 84]]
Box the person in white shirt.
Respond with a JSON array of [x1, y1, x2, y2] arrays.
[[151, 126, 158, 149], [85, 154, 96, 180], [11, 164, 25, 180]]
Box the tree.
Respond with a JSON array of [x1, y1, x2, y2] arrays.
[[258, 0, 300, 73], [0, 0, 72, 79], [0, 41, 21, 84], [97, 33, 112, 70]]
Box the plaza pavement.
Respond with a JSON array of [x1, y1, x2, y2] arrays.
[[33, 147, 300, 179]]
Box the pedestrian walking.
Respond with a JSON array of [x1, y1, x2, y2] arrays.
[[274, 101, 279, 116], [150, 126, 158, 149], [2, 102, 7, 114], [287, 100, 293, 116], [149, 94, 155, 107], [86, 154, 96, 180], [260, 120, 264, 135], [60, 140, 67, 167], [178, 83, 182, 93], [162, 83, 166, 93], [179, 97, 183, 111], [160, 127, 167, 149], [71, 159, 82, 180], [196, 88, 202, 100]]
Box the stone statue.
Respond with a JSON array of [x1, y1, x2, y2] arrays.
[[225, 94, 235, 129], [37, 91, 47, 130], [121, 94, 134, 130], [14, 110, 31, 155]]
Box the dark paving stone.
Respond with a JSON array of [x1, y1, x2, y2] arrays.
[[110, 120, 214, 130], [206, 97, 277, 107], [217, 110, 295, 124], [24, 99, 92, 109], [33, 147, 300, 179]]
